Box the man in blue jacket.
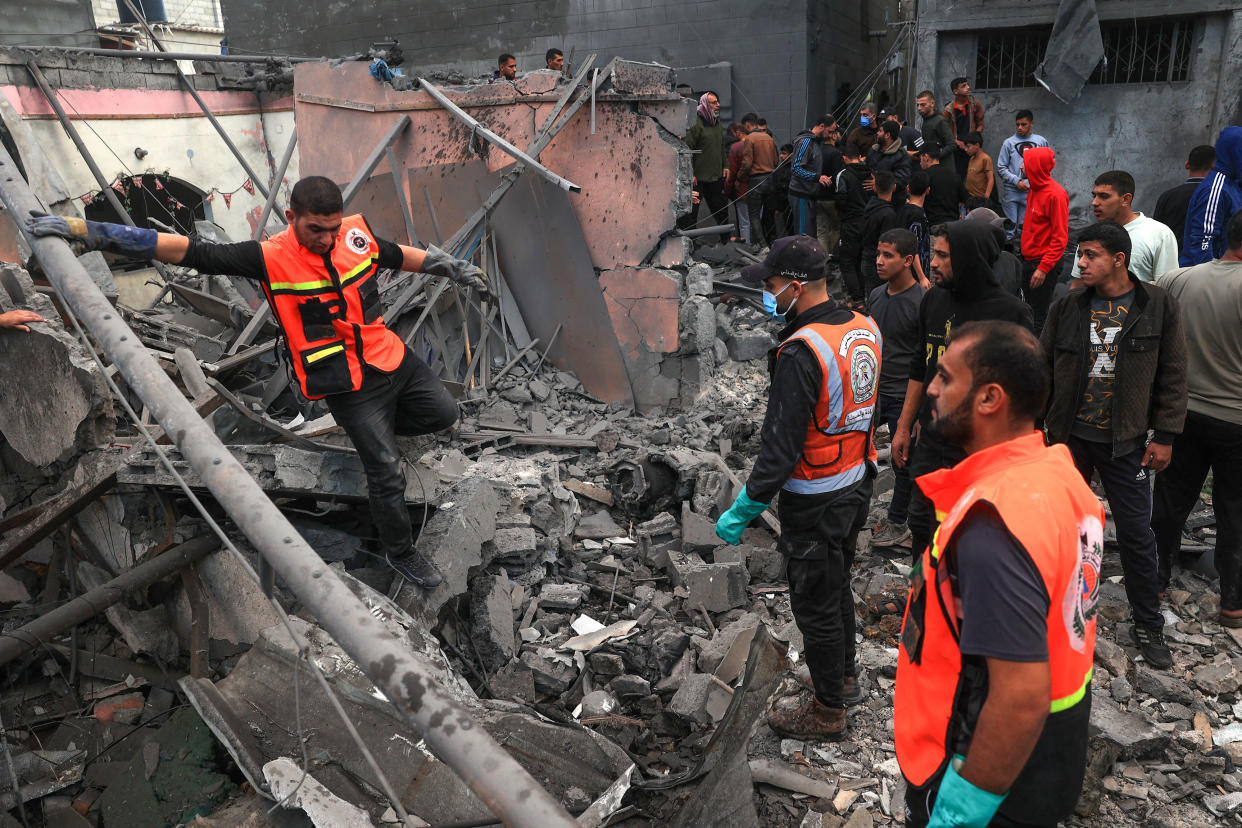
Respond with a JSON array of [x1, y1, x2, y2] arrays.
[[1181, 126, 1242, 266]]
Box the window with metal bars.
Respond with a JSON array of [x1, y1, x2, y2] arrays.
[[974, 17, 1195, 90]]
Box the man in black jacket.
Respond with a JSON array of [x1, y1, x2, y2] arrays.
[[836, 140, 871, 305], [868, 121, 914, 203], [920, 141, 968, 225], [715, 235, 880, 740], [1041, 221, 1187, 669], [789, 116, 835, 236], [891, 220, 1033, 561], [1153, 145, 1215, 254], [859, 170, 899, 302]]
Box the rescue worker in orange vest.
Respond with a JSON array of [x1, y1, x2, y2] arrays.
[[27, 176, 488, 589], [895, 321, 1101, 827], [714, 234, 881, 740]]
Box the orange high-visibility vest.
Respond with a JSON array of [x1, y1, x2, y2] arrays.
[[895, 431, 1102, 787], [777, 314, 881, 495], [259, 215, 404, 399]]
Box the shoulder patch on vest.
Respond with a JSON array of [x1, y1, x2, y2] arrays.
[[1064, 514, 1103, 653], [849, 342, 878, 404], [345, 227, 371, 254]]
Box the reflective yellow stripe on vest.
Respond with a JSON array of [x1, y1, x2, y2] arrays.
[[268, 277, 335, 292], [1050, 666, 1092, 713], [305, 344, 345, 364], [340, 254, 379, 285]]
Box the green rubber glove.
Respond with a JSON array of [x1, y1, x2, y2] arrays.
[[714, 489, 768, 545], [927, 758, 1006, 828]]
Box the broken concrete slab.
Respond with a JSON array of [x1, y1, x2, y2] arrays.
[[683, 560, 750, 613], [727, 329, 776, 362], [599, 267, 681, 412], [398, 475, 497, 625], [171, 549, 282, 657], [76, 562, 178, 662], [470, 570, 516, 673], [263, 758, 373, 828], [576, 510, 624, 540], [1089, 692, 1172, 758], [0, 264, 113, 470]]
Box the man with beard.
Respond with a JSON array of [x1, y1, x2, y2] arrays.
[[895, 321, 1101, 828], [891, 221, 1032, 562], [713, 235, 881, 740]]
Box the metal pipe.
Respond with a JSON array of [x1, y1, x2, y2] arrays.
[[0, 536, 218, 667], [252, 130, 297, 241], [118, 0, 277, 206], [417, 79, 581, 194], [44, 47, 319, 64], [25, 62, 174, 282], [0, 145, 577, 828], [341, 115, 411, 209]]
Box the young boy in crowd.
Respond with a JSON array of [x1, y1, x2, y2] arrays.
[[867, 228, 927, 547], [895, 171, 932, 288]]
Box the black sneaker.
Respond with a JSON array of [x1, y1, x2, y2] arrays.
[[1133, 625, 1173, 669], [390, 552, 443, 589]]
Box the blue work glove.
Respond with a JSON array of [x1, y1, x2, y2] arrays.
[[714, 489, 769, 545], [927, 757, 1007, 828], [26, 211, 158, 259], [421, 245, 492, 298]]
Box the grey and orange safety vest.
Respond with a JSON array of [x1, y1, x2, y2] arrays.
[[895, 431, 1102, 788], [777, 314, 882, 495], [259, 215, 404, 399]]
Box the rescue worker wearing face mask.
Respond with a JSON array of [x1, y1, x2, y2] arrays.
[[715, 235, 882, 740]]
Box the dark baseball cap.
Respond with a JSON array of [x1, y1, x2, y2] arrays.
[[739, 235, 828, 284], [916, 137, 942, 156]]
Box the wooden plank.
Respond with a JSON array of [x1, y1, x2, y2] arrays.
[[562, 479, 614, 507]]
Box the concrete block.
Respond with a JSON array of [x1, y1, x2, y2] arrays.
[[470, 571, 516, 673], [538, 583, 586, 611], [576, 509, 624, 540], [681, 501, 721, 554], [697, 612, 762, 674], [589, 652, 625, 677], [578, 689, 620, 718], [403, 476, 498, 623], [683, 561, 749, 613], [667, 672, 730, 724], [685, 263, 714, 296], [520, 650, 576, 695], [728, 329, 777, 362], [1088, 692, 1171, 758], [492, 527, 538, 559], [609, 674, 651, 698]]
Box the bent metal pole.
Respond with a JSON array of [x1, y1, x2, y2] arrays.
[[0, 148, 577, 828]]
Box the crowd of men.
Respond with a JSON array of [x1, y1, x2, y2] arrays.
[[705, 76, 1242, 828]]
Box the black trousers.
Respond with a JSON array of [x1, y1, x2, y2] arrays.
[[324, 349, 458, 559], [746, 173, 780, 245], [1153, 410, 1242, 608], [778, 477, 873, 708], [839, 219, 865, 302], [1020, 257, 1061, 335], [1067, 437, 1163, 630], [907, 433, 967, 563], [685, 178, 730, 241]]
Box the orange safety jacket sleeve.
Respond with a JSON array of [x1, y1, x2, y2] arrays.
[[180, 237, 406, 281]]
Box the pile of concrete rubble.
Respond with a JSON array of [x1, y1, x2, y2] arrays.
[[0, 226, 1234, 828]]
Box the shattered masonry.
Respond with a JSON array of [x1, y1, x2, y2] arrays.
[[0, 43, 1234, 828]]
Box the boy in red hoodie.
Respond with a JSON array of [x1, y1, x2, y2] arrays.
[[1019, 147, 1068, 333]]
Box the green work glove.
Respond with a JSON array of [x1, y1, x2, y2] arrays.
[[715, 489, 768, 545], [26, 210, 158, 259], [927, 757, 1006, 828], [421, 244, 491, 297]]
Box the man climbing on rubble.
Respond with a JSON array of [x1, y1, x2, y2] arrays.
[[895, 320, 1101, 828], [713, 234, 881, 740], [26, 175, 489, 590]]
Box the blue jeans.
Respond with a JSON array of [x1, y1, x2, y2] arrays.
[[879, 393, 912, 523]]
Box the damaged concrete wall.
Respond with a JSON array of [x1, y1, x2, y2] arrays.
[[0, 263, 114, 512], [914, 1, 1242, 227], [221, 0, 905, 147], [295, 61, 710, 411], [0, 48, 295, 244]]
